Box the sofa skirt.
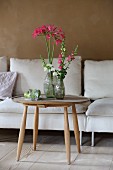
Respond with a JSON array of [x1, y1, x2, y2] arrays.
[[86, 116, 113, 132], [0, 112, 86, 131]]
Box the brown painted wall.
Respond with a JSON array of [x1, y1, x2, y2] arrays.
[[0, 0, 113, 60]]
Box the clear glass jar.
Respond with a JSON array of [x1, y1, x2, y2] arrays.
[[55, 78, 65, 99], [44, 71, 57, 98]]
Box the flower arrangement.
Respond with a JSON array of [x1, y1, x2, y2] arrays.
[[32, 24, 78, 99], [32, 24, 65, 64]]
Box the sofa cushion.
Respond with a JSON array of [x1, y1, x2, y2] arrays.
[[10, 57, 81, 96], [0, 98, 90, 114], [0, 56, 7, 72], [0, 72, 17, 99], [84, 60, 113, 99], [86, 98, 113, 116]]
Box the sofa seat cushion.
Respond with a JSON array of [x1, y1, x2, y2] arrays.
[[10, 57, 81, 96], [86, 98, 113, 116], [0, 98, 90, 114]]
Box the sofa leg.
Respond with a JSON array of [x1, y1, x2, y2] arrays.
[[80, 131, 82, 146], [91, 132, 94, 146]]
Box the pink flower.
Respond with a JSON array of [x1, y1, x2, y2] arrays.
[[32, 32, 37, 38], [47, 25, 56, 32], [58, 65, 63, 70], [71, 56, 75, 60], [67, 55, 75, 62], [67, 55, 72, 62], [32, 24, 66, 70], [58, 54, 62, 58], [56, 39, 62, 45], [41, 25, 47, 32], [60, 34, 65, 39], [57, 28, 63, 32], [52, 33, 55, 37], [71, 51, 74, 56], [32, 28, 40, 38], [46, 34, 51, 39], [58, 59, 62, 64]]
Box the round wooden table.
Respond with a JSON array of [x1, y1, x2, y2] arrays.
[[14, 95, 89, 164]]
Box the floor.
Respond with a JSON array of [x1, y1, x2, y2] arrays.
[[0, 130, 113, 170]]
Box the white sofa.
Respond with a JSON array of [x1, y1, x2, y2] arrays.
[[84, 60, 113, 146], [0, 56, 113, 146], [0, 56, 90, 144]]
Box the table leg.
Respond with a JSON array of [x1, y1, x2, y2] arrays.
[[64, 106, 70, 165], [17, 105, 28, 161], [72, 104, 80, 153], [33, 106, 39, 151]]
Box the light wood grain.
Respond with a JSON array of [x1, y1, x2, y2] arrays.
[[72, 104, 80, 153], [33, 106, 39, 151], [15, 95, 86, 164], [64, 106, 70, 164], [17, 105, 28, 161], [14, 95, 89, 105]]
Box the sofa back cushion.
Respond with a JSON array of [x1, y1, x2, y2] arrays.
[[10, 57, 81, 96], [0, 56, 7, 72], [84, 60, 113, 99]]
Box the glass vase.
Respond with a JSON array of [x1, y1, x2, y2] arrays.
[[55, 78, 65, 99], [44, 71, 56, 98]]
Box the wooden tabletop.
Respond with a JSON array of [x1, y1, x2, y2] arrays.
[[13, 95, 90, 106]]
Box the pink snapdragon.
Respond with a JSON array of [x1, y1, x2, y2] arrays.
[[58, 54, 62, 58], [67, 55, 75, 62], [58, 59, 62, 64], [58, 65, 63, 70], [67, 55, 72, 62]]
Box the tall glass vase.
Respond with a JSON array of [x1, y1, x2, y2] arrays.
[[44, 71, 56, 98], [55, 78, 65, 99]]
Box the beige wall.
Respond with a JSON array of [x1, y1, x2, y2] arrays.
[[0, 0, 113, 60]]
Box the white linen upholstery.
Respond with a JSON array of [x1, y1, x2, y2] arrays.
[[0, 98, 90, 114], [0, 72, 17, 99], [84, 60, 113, 99], [0, 98, 87, 131], [10, 57, 81, 96], [86, 116, 113, 132], [0, 112, 86, 131], [0, 56, 7, 72], [86, 98, 113, 116]]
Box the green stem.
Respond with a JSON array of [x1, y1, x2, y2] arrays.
[[51, 43, 55, 64], [48, 37, 51, 64], [44, 36, 49, 62]]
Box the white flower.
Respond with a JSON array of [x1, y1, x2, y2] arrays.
[[53, 71, 57, 76], [46, 63, 52, 67], [51, 67, 55, 71], [44, 67, 47, 71]]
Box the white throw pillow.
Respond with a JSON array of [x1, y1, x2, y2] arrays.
[[84, 60, 113, 99], [0, 72, 17, 99], [10, 57, 81, 96], [86, 98, 113, 117], [0, 56, 7, 72]]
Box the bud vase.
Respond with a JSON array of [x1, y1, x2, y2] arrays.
[[44, 71, 56, 98], [55, 78, 65, 99]]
